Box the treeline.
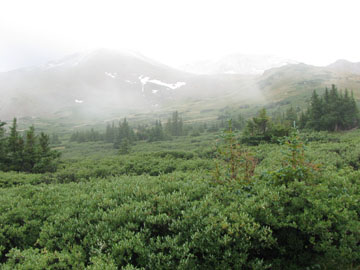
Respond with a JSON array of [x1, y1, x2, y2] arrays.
[[241, 85, 359, 145], [69, 110, 247, 147], [70, 111, 187, 147], [0, 118, 60, 173], [299, 84, 359, 131], [70, 129, 104, 143]]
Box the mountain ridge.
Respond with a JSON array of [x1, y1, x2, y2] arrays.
[[1, 49, 360, 122]]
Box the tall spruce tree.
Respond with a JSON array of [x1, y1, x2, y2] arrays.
[[23, 126, 37, 172], [33, 132, 60, 173], [7, 118, 24, 171], [148, 120, 166, 142], [166, 111, 184, 136], [114, 118, 135, 149], [308, 90, 323, 130], [0, 120, 7, 170]]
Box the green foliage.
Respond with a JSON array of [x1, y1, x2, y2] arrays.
[[119, 138, 131, 155], [214, 121, 257, 183], [114, 118, 136, 149], [0, 120, 7, 171], [70, 129, 103, 143], [1, 117, 360, 269], [165, 111, 184, 136], [264, 130, 319, 186], [0, 175, 275, 269], [148, 120, 167, 142], [302, 85, 359, 131], [0, 119, 60, 173], [241, 108, 291, 145]]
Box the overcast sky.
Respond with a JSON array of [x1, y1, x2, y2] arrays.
[[0, 0, 359, 72]]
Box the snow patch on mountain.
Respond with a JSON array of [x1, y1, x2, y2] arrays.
[[105, 72, 117, 78], [75, 99, 84, 104], [138, 75, 186, 92]]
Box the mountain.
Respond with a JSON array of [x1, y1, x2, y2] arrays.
[[179, 54, 298, 75], [326, 59, 360, 75], [259, 62, 360, 105], [0, 49, 260, 120], [2, 50, 360, 123]]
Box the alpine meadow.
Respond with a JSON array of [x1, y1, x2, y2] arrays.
[[1, 1, 360, 269]]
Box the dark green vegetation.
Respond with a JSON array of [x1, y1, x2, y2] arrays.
[[299, 85, 359, 131], [70, 111, 186, 146], [0, 118, 60, 173], [1, 86, 360, 269]]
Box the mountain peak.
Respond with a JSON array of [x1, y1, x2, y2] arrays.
[[43, 48, 152, 70], [327, 59, 360, 74], [179, 53, 298, 75]]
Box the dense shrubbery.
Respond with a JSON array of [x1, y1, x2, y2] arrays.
[[0, 127, 359, 269], [1, 106, 360, 269], [1, 163, 359, 269]]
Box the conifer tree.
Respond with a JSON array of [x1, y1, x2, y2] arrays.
[[302, 85, 359, 131], [148, 120, 166, 142], [7, 118, 24, 171], [252, 108, 270, 135], [119, 138, 131, 155], [285, 106, 298, 126], [23, 126, 37, 172], [307, 90, 323, 130], [0, 120, 7, 170], [105, 122, 115, 143], [166, 111, 184, 136], [34, 132, 60, 173]]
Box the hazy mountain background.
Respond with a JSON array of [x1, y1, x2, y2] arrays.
[[179, 54, 298, 75], [1, 49, 360, 124]]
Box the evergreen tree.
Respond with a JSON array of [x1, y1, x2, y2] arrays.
[[242, 108, 290, 145], [23, 126, 37, 172], [148, 120, 166, 142], [285, 106, 298, 127], [0, 119, 60, 173], [307, 90, 323, 130], [0, 120, 7, 170], [7, 118, 24, 171], [299, 111, 309, 129], [252, 108, 270, 135], [119, 138, 131, 155], [302, 85, 359, 131], [166, 111, 184, 136], [105, 122, 115, 143], [114, 118, 135, 149], [34, 132, 60, 173]]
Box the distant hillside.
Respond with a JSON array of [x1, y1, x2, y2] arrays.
[[258, 62, 360, 106], [1, 51, 360, 123], [326, 59, 360, 74], [0, 49, 260, 120], [180, 54, 298, 75]]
